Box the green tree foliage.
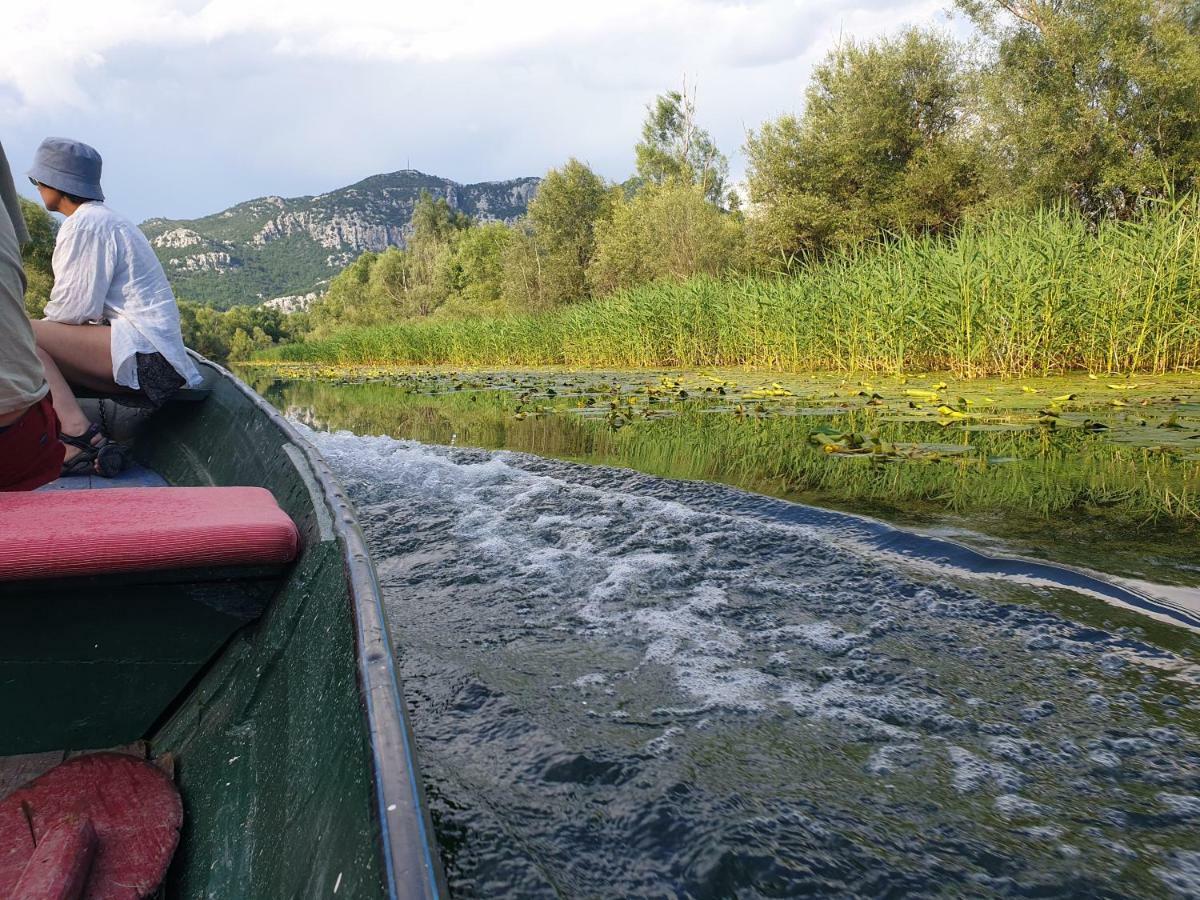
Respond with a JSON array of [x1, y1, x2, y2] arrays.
[[396, 191, 472, 317], [410, 189, 472, 240], [306, 192, 475, 331], [514, 158, 616, 308], [437, 222, 513, 318], [744, 29, 981, 264], [590, 182, 745, 294], [958, 0, 1200, 216], [498, 225, 546, 312], [634, 85, 733, 208], [177, 301, 302, 361], [19, 198, 57, 316], [308, 251, 378, 332]]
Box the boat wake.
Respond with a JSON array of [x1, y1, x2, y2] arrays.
[[305, 426, 1200, 899]]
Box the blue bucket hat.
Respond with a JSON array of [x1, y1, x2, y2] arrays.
[[27, 137, 104, 201]]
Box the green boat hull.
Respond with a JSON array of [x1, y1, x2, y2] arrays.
[[1, 359, 446, 899]]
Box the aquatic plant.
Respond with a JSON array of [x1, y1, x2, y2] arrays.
[[248, 368, 1200, 582]]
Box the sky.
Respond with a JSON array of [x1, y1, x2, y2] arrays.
[[2, 0, 960, 224]]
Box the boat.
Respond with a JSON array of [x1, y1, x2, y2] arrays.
[[0, 356, 447, 898]]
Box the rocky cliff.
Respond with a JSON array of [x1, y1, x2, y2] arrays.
[[140, 170, 539, 308]]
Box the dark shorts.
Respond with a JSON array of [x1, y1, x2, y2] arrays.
[[135, 352, 185, 409], [0, 395, 65, 491]]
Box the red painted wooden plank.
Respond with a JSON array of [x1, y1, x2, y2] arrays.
[[0, 753, 181, 899], [12, 815, 97, 900]]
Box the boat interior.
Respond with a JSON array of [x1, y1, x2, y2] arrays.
[[0, 361, 421, 897], [0, 379, 301, 761]]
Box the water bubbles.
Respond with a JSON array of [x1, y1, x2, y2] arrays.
[[304, 426, 1200, 896], [947, 746, 1024, 793], [1156, 793, 1200, 820], [1099, 653, 1128, 673], [1154, 850, 1200, 897], [994, 794, 1045, 819], [1088, 749, 1122, 769]]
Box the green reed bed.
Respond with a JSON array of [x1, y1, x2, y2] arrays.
[[263, 199, 1200, 375]]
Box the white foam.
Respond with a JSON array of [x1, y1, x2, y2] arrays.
[[780, 622, 870, 656], [1155, 850, 1200, 897], [1157, 793, 1200, 819], [947, 746, 1024, 793], [994, 794, 1045, 818]]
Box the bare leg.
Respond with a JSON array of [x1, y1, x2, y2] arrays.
[[30, 320, 124, 465], [35, 347, 91, 437], [30, 320, 122, 393]]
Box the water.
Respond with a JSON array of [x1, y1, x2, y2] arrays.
[[304, 426, 1200, 898], [251, 370, 1200, 589]]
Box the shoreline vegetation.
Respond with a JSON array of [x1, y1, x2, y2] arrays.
[[257, 200, 1200, 375], [246, 0, 1200, 374]]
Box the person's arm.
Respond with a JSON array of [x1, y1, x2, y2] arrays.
[[41, 222, 114, 324]]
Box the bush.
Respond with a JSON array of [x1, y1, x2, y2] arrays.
[[590, 181, 745, 294]]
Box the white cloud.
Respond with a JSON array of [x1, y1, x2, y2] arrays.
[[2, 0, 947, 111], [1, 0, 956, 221]]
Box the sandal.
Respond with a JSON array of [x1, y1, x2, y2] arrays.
[[60, 423, 128, 478]]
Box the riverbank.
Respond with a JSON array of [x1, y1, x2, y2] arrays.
[[258, 201, 1200, 376], [241, 364, 1200, 588]]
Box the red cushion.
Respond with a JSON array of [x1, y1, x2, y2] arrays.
[[0, 487, 300, 581]]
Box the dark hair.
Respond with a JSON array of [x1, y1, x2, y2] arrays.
[[29, 178, 93, 205]]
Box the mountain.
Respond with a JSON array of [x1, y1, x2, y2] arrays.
[[140, 170, 540, 309]]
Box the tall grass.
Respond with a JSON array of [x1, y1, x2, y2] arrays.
[[261, 199, 1200, 375]]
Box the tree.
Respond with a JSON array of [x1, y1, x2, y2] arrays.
[[178, 299, 300, 361], [178, 301, 230, 360], [744, 29, 981, 264], [500, 224, 547, 312], [437, 221, 514, 318], [306, 192, 472, 331], [518, 158, 616, 307], [19, 198, 56, 316], [227, 328, 255, 361], [957, 0, 1200, 216], [398, 191, 471, 317], [635, 84, 733, 207], [409, 190, 472, 244], [307, 251, 378, 333], [589, 182, 745, 294]]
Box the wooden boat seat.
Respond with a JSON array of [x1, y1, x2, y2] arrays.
[[0, 486, 299, 581], [38, 461, 171, 492], [0, 488, 301, 755]]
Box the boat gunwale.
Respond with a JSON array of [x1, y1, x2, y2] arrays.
[[197, 356, 446, 899]]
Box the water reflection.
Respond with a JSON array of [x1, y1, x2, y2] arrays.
[[248, 372, 1200, 589]]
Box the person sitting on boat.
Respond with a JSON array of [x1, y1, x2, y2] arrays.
[[27, 137, 201, 477], [0, 141, 65, 491]]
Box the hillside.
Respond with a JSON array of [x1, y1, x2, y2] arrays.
[[140, 170, 539, 308]]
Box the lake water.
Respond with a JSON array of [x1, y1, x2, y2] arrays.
[[253, 370, 1200, 898]]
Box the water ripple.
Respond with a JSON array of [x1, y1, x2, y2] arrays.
[[307, 426, 1200, 898]]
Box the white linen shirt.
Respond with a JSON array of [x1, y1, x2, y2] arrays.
[[43, 203, 201, 390]]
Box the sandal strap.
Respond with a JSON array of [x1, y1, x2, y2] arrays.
[[61, 447, 99, 476], [60, 423, 103, 452]]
